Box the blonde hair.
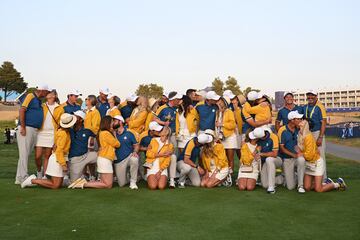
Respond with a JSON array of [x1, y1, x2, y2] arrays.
[[160, 126, 172, 143], [201, 140, 215, 159], [297, 120, 311, 151]]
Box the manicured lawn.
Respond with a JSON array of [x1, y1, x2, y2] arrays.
[[1, 138, 360, 239], [327, 136, 360, 148]]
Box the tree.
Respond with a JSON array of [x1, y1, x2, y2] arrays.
[[211, 77, 224, 95], [224, 76, 241, 95], [0, 61, 27, 102], [135, 83, 164, 99]]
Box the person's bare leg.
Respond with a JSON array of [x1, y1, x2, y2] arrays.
[[158, 176, 168, 190], [43, 148, 52, 173], [89, 163, 97, 178], [246, 179, 257, 191], [236, 149, 241, 161], [147, 175, 158, 190], [32, 176, 63, 189], [238, 178, 247, 190], [206, 174, 222, 188], [314, 176, 335, 192], [84, 173, 113, 189], [304, 175, 313, 192], [34, 147, 43, 172], [226, 149, 235, 172], [201, 173, 210, 187]]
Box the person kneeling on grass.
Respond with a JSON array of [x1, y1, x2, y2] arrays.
[[237, 128, 263, 191], [296, 120, 346, 192], [21, 113, 77, 189], [70, 116, 120, 189], [145, 126, 174, 190], [200, 135, 229, 188]]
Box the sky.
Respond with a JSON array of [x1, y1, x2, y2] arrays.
[[1, 0, 359, 101]]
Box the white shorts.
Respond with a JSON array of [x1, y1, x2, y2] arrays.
[[45, 153, 68, 178], [237, 161, 260, 180], [146, 159, 168, 179], [305, 158, 325, 177], [222, 132, 238, 149], [36, 130, 54, 148], [97, 156, 114, 174], [208, 168, 229, 181]]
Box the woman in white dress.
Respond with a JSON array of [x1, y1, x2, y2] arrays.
[[176, 96, 198, 153], [34, 90, 61, 178]]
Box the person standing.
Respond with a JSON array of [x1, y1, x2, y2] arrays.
[[128, 96, 149, 134], [275, 92, 302, 133], [303, 90, 327, 178], [195, 91, 220, 134], [15, 85, 50, 184], [120, 94, 138, 123], [59, 89, 82, 114], [106, 94, 121, 118], [21, 113, 77, 189], [278, 111, 306, 193], [97, 87, 111, 118], [35, 90, 61, 178]]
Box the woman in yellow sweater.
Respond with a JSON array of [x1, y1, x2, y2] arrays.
[[297, 120, 346, 192], [128, 96, 149, 134], [21, 113, 77, 189], [84, 95, 101, 135], [106, 95, 121, 118], [145, 126, 174, 190], [200, 135, 229, 188], [237, 128, 263, 191], [216, 97, 237, 176], [72, 116, 121, 189]]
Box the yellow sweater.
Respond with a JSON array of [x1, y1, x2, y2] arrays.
[[240, 143, 256, 166], [146, 138, 174, 170], [222, 109, 237, 137], [144, 111, 156, 132], [107, 107, 121, 118], [247, 104, 271, 122], [201, 143, 228, 171], [175, 108, 199, 135], [98, 130, 121, 160], [128, 108, 148, 134], [303, 134, 320, 163], [41, 103, 62, 133], [234, 107, 243, 134], [54, 129, 71, 167], [84, 107, 101, 135]]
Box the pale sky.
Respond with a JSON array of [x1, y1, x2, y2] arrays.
[[1, 0, 359, 101]]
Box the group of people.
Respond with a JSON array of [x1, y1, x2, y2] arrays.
[[16, 84, 347, 193]]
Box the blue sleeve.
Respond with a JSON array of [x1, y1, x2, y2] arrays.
[[297, 106, 304, 114], [280, 131, 288, 145], [276, 110, 282, 121], [86, 129, 96, 137]]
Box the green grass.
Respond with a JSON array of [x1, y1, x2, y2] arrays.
[[1, 138, 360, 239], [0, 120, 16, 132], [327, 136, 360, 148]]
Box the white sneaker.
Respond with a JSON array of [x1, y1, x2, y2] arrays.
[[129, 182, 138, 190], [267, 187, 276, 194], [62, 175, 70, 187], [169, 179, 176, 189], [21, 174, 36, 188], [14, 179, 21, 185], [36, 171, 43, 179], [298, 186, 305, 194], [178, 181, 185, 188]]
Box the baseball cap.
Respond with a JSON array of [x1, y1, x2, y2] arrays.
[[74, 110, 86, 120], [197, 133, 214, 144], [126, 94, 138, 102], [169, 92, 183, 101], [69, 89, 82, 96], [223, 90, 236, 99], [100, 87, 110, 95], [249, 127, 265, 140], [205, 91, 221, 101], [195, 90, 207, 98], [247, 91, 259, 101], [149, 121, 164, 131], [37, 84, 51, 91], [113, 115, 125, 123], [306, 90, 317, 96], [288, 110, 304, 120]]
